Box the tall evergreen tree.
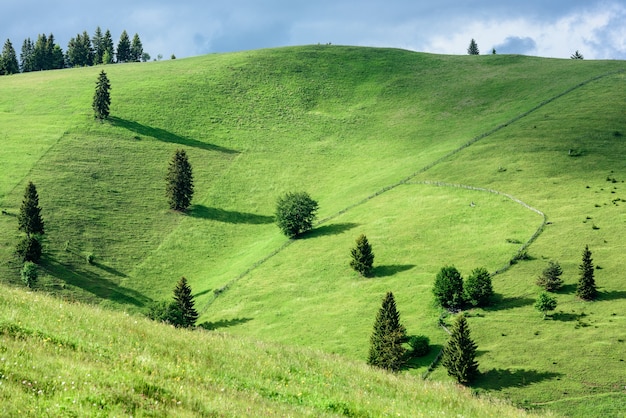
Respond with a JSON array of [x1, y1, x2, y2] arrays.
[[92, 26, 104, 64], [441, 314, 479, 385], [467, 38, 480, 55], [92, 70, 111, 120], [102, 29, 115, 64], [350, 234, 375, 277], [18, 182, 45, 238], [20, 38, 35, 72], [33, 34, 48, 70], [67, 32, 94, 67], [1, 39, 20, 75], [576, 245, 597, 300], [166, 149, 194, 211], [536, 260, 564, 292], [433, 265, 464, 310], [116, 30, 131, 63], [130, 33, 143, 62], [173, 277, 198, 328], [367, 292, 407, 372]]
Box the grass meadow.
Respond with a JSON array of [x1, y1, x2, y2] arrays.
[[0, 46, 624, 416]]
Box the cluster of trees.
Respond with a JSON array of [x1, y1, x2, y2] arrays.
[[0, 27, 149, 75], [432, 266, 494, 310]]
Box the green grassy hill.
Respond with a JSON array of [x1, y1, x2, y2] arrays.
[[0, 46, 624, 416]]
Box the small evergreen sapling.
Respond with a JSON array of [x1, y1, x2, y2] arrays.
[[350, 234, 374, 277], [21, 261, 38, 288], [92, 70, 111, 120], [442, 314, 479, 384], [166, 149, 194, 211], [367, 292, 407, 372], [576, 245, 597, 300], [536, 260, 563, 292]]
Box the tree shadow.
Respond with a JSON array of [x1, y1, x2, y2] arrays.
[[40, 256, 151, 307], [193, 287, 215, 299], [484, 294, 535, 311], [92, 261, 127, 278], [474, 368, 562, 391], [598, 290, 626, 301], [301, 223, 360, 239], [189, 205, 274, 224], [402, 344, 443, 371], [556, 283, 577, 294], [110, 117, 239, 154], [551, 311, 587, 322], [198, 317, 253, 330], [373, 264, 415, 277]]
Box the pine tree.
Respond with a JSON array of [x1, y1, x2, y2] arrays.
[[433, 265, 464, 310], [102, 30, 115, 64], [18, 182, 44, 238], [1, 39, 20, 75], [536, 260, 563, 291], [130, 33, 143, 62], [441, 314, 479, 384], [93, 70, 111, 120], [350, 234, 375, 277], [92, 26, 104, 64], [467, 38, 480, 55], [367, 292, 407, 372], [116, 30, 131, 63], [571, 50, 584, 59], [166, 149, 194, 211], [464, 267, 493, 307], [20, 38, 35, 72], [576, 245, 597, 300], [534, 292, 557, 319], [173, 277, 198, 328]]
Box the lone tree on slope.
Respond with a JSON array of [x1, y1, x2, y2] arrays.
[[18, 182, 45, 238], [367, 291, 407, 372], [536, 260, 564, 292], [350, 234, 375, 277], [467, 39, 480, 55], [166, 149, 194, 211], [442, 314, 479, 385], [433, 265, 464, 310], [275, 191, 318, 238], [534, 292, 557, 319], [93, 70, 111, 120], [464, 267, 493, 307], [576, 245, 597, 300], [173, 276, 198, 328]]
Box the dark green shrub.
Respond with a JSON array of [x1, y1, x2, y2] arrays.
[[408, 335, 430, 357], [464, 267, 494, 307], [21, 261, 38, 288], [16, 236, 42, 263], [146, 301, 183, 326]]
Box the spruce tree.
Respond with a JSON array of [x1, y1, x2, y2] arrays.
[[467, 38, 480, 55], [18, 182, 44, 238], [20, 38, 35, 72], [576, 245, 597, 300], [173, 277, 198, 328], [102, 29, 115, 64], [367, 292, 407, 372], [441, 314, 479, 384], [166, 149, 194, 211], [536, 260, 563, 292], [93, 70, 111, 120], [130, 33, 143, 62], [464, 267, 493, 307], [1, 39, 20, 75], [92, 26, 104, 64], [433, 265, 464, 310], [116, 30, 131, 63], [350, 234, 375, 277]]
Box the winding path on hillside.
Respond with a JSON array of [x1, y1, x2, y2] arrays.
[[199, 69, 624, 315]]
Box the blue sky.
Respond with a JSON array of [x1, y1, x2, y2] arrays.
[[2, 1, 625, 59]]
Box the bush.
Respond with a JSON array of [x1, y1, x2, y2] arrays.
[[16, 236, 42, 263], [275, 191, 318, 238], [433, 266, 464, 310], [408, 335, 430, 357], [146, 301, 183, 326], [21, 261, 38, 288], [534, 292, 557, 319], [464, 267, 494, 307], [536, 260, 563, 291]]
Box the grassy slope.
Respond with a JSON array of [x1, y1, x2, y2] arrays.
[[0, 46, 624, 416]]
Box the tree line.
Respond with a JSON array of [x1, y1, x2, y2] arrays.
[[0, 27, 149, 75]]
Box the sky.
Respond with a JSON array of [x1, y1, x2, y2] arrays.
[[1, 1, 625, 60]]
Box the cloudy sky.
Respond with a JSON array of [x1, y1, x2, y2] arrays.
[[2, 1, 625, 60]]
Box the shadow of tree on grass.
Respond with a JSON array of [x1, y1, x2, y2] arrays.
[[598, 290, 626, 301], [474, 368, 562, 391], [189, 205, 274, 224], [301, 223, 360, 239], [484, 294, 535, 311], [402, 344, 443, 371], [110, 117, 239, 154], [199, 317, 253, 330], [373, 264, 415, 277]]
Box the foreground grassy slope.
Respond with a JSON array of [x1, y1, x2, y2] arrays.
[[0, 286, 542, 417], [1, 46, 624, 416]]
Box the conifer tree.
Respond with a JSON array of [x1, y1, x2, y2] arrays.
[[576, 245, 597, 300], [21, 261, 38, 288], [20, 38, 35, 72], [18, 182, 44, 238], [441, 314, 479, 384], [1, 39, 20, 75], [536, 260, 563, 292], [92, 26, 104, 64], [166, 149, 194, 211], [16, 236, 42, 263], [116, 30, 131, 63], [130, 33, 143, 62], [467, 38, 480, 55], [93, 70, 111, 120], [102, 29, 115, 63], [433, 265, 464, 310], [350, 234, 375, 277], [173, 277, 198, 328], [367, 292, 407, 372]]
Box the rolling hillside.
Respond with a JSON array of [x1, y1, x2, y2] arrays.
[[1, 46, 624, 416]]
